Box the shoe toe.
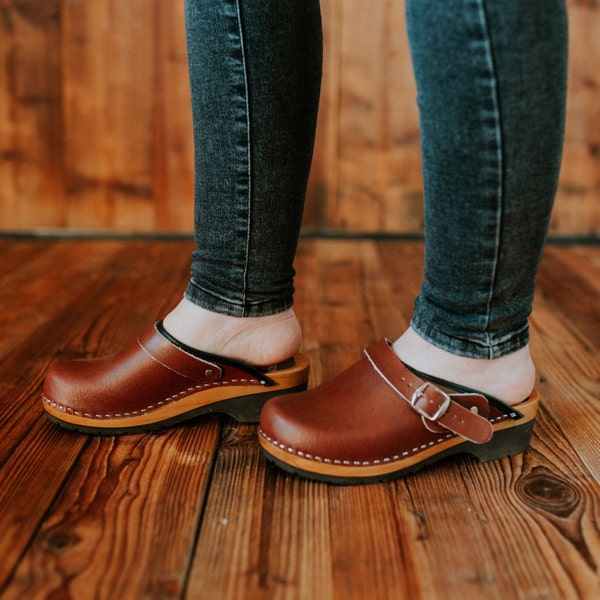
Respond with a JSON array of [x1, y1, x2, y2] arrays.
[[43, 356, 113, 417]]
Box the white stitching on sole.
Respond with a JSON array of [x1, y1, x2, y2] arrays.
[[258, 412, 513, 467]]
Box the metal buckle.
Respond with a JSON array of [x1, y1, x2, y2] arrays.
[[410, 382, 451, 421]]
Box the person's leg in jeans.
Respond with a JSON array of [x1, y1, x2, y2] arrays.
[[259, 0, 568, 482], [164, 0, 322, 366], [41, 0, 322, 433], [393, 0, 568, 404]]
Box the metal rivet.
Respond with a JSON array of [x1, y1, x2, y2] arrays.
[[470, 406, 479, 414], [205, 369, 214, 377]]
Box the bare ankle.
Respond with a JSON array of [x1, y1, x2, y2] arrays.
[[162, 298, 302, 366], [392, 327, 536, 405]]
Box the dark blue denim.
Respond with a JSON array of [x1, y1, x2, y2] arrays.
[[183, 0, 322, 317], [407, 0, 568, 357], [183, 0, 567, 359]]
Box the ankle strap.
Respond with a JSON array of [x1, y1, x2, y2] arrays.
[[364, 340, 494, 444]]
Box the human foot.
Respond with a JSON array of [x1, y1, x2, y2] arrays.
[[392, 327, 536, 406], [162, 298, 302, 367]]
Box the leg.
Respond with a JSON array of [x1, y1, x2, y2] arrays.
[[259, 0, 568, 483], [165, 0, 322, 365], [394, 0, 568, 403], [42, 0, 322, 433]]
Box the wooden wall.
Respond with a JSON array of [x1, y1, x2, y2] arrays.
[[0, 0, 598, 237]]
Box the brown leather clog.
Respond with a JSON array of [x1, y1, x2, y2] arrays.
[[43, 321, 309, 435], [259, 339, 538, 484]]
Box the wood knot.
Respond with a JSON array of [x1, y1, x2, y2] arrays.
[[39, 528, 81, 554], [516, 468, 580, 518]]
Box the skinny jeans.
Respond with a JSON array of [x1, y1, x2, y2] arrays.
[[183, 0, 568, 359]]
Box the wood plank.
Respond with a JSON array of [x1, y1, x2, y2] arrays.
[[551, 0, 600, 237], [334, 0, 389, 232], [189, 242, 598, 598], [304, 0, 342, 230], [0, 238, 191, 385], [62, 0, 156, 231], [0, 1, 65, 229], [184, 240, 600, 599], [544, 245, 600, 294], [0, 239, 52, 300], [0, 240, 192, 461], [0, 240, 124, 359], [529, 298, 600, 481], [392, 444, 600, 599], [382, 0, 423, 233], [0, 420, 89, 591], [152, 0, 195, 232], [61, 0, 114, 229], [0, 242, 130, 466], [107, 0, 157, 232], [3, 424, 219, 599], [185, 422, 331, 599], [536, 246, 600, 349]]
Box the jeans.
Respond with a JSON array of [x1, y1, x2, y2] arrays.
[[183, 0, 322, 317], [183, 0, 568, 359]]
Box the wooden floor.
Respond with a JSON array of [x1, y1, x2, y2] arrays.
[[0, 237, 598, 599]]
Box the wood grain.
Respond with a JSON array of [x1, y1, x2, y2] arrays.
[[4, 426, 220, 600], [0, 239, 597, 599], [0, 1, 598, 236], [0, 1, 65, 228]]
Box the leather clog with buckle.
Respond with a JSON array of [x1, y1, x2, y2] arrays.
[[258, 339, 538, 484], [43, 321, 310, 435]]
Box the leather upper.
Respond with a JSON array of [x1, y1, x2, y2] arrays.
[[43, 323, 270, 419], [259, 340, 520, 465]]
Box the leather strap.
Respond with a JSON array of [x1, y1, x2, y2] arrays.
[[139, 326, 223, 381], [153, 321, 277, 386], [365, 340, 494, 444]]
